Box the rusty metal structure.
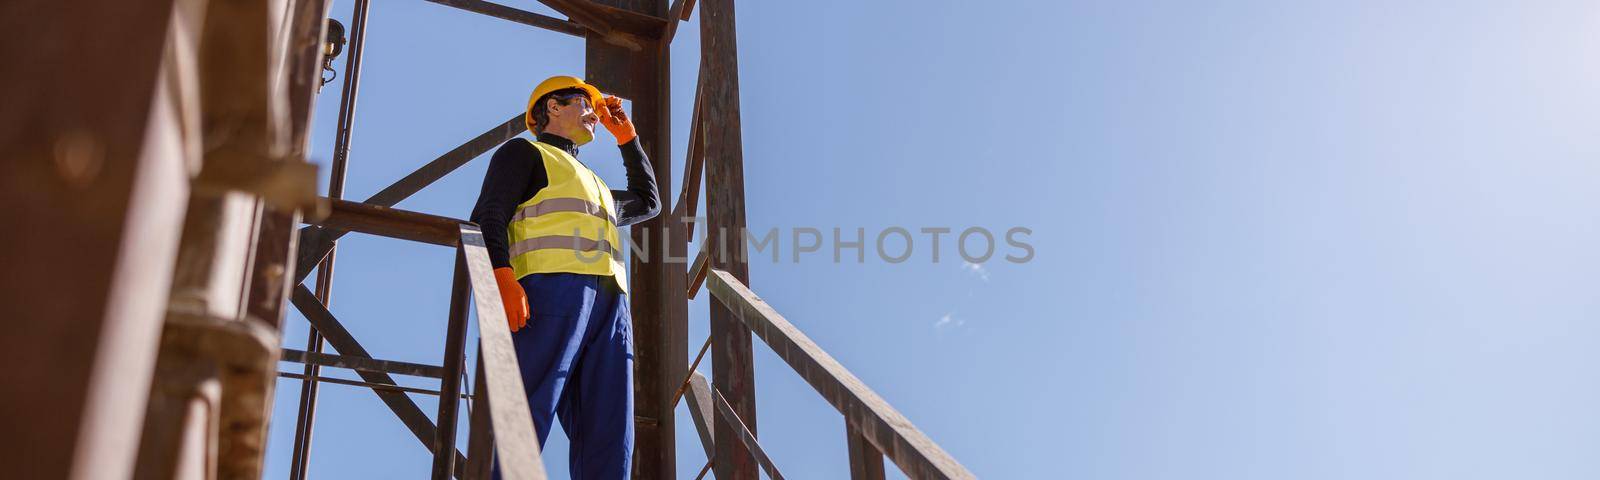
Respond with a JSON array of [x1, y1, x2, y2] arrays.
[[1, 0, 974, 478]]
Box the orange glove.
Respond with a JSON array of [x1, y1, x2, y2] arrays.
[[595, 95, 637, 145], [493, 267, 529, 332]]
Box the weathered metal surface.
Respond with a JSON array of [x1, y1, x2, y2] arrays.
[[670, 338, 713, 407], [248, 0, 328, 332], [433, 252, 474, 479], [424, 0, 585, 37], [662, 0, 695, 41], [311, 198, 464, 247], [668, 57, 706, 230], [586, 2, 685, 474], [846, 420, 886, 480], [464, 351, 495, 480], [705, 270, 975, 479], [709, 386, 785, 480], [135, 356, 220, 480], [247, 204, 303, 333], [193, 156, 321, 213], [280, 348, 447, 379], [157, 0, 302, 475], [456, 224, 549, 480], [684, 372, 716, 462], [137, 313, 282, 479], [0, 0, 195, 476], [698, 0, 759, 476], [538, 0, 615, 32], [166, 190, 261, 322], [171, 0, 293, 323], [289, 285, 470, 477], [686, 241, 709, 299], [539, 0, 665, 50]]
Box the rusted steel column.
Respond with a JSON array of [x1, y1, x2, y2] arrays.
[[0, 0, 195, 477], [698, 0, 757, 477], [289, 0, 371, 478], [134, 356, 222, 480], [585, 0, 685, 477], [156, 0, 311, 473], [246, 0, 333, 331], [846, 420, 886, 480]]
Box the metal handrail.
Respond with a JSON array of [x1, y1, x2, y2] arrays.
[[291, 200, 548, 479], [454, 223, 548, 479], [704, 269, 976, 480]]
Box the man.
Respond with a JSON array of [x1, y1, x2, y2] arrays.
[[471, 75, 658, 478]]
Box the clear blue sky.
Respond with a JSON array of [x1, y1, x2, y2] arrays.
[[265, 0, 1600, 478]]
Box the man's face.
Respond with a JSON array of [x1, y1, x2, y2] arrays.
[[545, 94, 597, 145]]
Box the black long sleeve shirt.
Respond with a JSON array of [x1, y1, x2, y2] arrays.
[[470, 132, 660, 269]]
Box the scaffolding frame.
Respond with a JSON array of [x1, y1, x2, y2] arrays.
[[1, 0, 974, 478]]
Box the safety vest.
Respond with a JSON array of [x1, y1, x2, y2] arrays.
[[507, 140, 628, 291]]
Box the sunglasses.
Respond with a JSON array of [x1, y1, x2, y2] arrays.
[[551, 92, 593, 109]]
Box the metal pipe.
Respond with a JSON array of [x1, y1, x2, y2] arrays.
[[289, 0, 372, 478], [277, 372, 472, 398], [280, 348, 448, 379]]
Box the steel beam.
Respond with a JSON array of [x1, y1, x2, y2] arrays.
[[538, 0, 618, 35], [424, 0, 586, 37], [280, 348, 447, 379], [662, 0, 695, 41], [245, 0, 329, 332], [586, 0, 684, 475], [686, 241, 709, 299], [668, 55, 707, 231], [683, 372, 716, 462], [846, 420, 886, 480], [0, 0, 194, 476], [698, 0, 759, 476], [311, 198, 465, 247]]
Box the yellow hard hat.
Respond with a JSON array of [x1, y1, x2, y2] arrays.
[[526, 75, 604, 132]]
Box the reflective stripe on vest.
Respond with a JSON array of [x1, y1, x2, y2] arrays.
[[507, 140, 628, 291], [511, 197, 618, 225], [508, 235, 618, 259]]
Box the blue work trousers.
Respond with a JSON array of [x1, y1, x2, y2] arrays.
[[493, 272, 633, 479]]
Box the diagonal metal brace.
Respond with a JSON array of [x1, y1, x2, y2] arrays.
[[295, 112, 526, 284], [289, 285, 469, 478], [709, 383, 785, 480]]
